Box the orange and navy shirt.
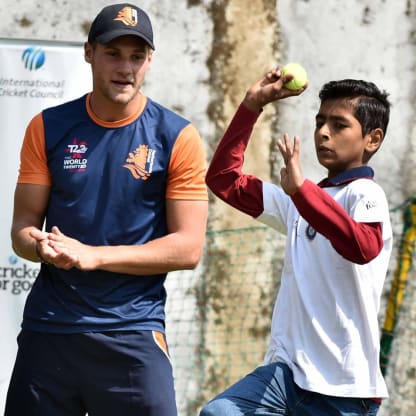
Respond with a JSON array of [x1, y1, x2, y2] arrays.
[[18, 93, 208, 333]]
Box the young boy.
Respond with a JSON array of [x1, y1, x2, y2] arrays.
[[200, 69, 392, 415]]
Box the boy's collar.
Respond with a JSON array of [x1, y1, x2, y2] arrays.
[[318, 166, 374, 188]]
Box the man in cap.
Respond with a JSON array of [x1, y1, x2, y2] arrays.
[[5, 4, 208, 416]]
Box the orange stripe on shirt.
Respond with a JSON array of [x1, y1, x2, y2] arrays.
[[85, 93, 147, 128], [18, 113, 51, 186], [167, 124, 208, 200]]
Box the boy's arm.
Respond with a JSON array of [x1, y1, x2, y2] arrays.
[[292, 180, 383, 265], [206, 67, 307, 216], [206, 104, 265, 217], [277, 133, 383, 264]]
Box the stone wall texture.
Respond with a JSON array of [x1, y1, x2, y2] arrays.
[[2, 1, 416, 415]]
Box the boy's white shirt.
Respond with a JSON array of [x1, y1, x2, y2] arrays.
[[258, 178, 392, 398]]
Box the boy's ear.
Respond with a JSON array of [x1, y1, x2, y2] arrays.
[[366, 128, 384, 153]]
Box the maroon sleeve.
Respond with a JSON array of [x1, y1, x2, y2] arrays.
[[292, 180, 383, 264], [206, 104, 264, 217]]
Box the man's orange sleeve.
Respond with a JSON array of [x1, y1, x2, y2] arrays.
[[167, 124, 208, 200], [18, 113, 51, 185]]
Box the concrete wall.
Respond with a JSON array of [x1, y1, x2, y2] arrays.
[[2, 1, 416, 415], [2, 0, 413, 212]]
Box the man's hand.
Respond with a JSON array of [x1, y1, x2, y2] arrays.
[[31, 226, 95, 270], [243, 67, 308, 112], [277, 133, 305, 195]]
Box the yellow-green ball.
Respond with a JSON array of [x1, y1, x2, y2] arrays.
[[281, 63, 308, 91]]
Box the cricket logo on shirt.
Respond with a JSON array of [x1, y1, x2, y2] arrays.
[[366, 200, 378, 209], [123, 144, 155, 180], [63, 138, 88, 171], [306, 224, 317, 240]]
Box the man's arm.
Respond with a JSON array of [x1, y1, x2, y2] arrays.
[[45, 199, 208, 274], [11, 183, 52, 262]]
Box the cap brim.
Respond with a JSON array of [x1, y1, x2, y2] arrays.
[[94, 29, 154, 49]]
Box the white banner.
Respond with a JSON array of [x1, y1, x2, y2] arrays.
[[0, 38, 91, 412]]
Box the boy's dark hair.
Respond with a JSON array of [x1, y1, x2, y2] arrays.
[[318, 79, 391, 136]]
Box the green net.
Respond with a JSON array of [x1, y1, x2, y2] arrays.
[[380, 198, 416, 375], [165, 206, 416, 416], [165, 226, 284, 415]]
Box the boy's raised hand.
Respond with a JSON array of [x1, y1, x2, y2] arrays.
[[243, 67, 308, 113], [277, 133, 305, 195]]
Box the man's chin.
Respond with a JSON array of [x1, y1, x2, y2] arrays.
[[110, 95, 134, 106], [110, 91, 139, 106]]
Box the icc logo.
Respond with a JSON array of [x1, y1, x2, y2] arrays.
[[9, 255, 18, 265], [22, 46, 46, 70]]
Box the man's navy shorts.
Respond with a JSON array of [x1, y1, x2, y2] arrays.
[[5, 329, 177, 416]]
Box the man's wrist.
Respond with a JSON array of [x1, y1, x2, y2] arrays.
[[35, 243, 49, 264]]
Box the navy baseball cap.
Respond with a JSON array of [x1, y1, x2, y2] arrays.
[[88, 3, 155, 49]]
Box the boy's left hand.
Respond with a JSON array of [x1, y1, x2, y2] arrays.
[[277, 133, 305, 195]]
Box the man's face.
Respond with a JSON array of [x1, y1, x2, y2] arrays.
[[314, 98, 373, 177], [85, 35, 152, 107]]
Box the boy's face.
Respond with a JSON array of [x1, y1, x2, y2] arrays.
[[314, 98, 377, 178]]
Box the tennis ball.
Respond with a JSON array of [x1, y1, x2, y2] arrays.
[[281, 63, 308, 91]]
